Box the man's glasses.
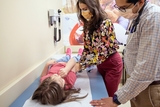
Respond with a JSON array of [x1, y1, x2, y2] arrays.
[[114, 3, 133, 12]]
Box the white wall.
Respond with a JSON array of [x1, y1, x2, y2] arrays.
[[0, 0, 64, 106]]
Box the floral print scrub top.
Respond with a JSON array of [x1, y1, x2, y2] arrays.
[[79, 19, 119, 70]]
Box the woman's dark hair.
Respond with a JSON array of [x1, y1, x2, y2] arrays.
[[32, 77, 87, 105], [76, 0, 107, 33]]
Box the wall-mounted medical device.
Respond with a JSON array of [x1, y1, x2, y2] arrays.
[[48, 9, 61, 43]]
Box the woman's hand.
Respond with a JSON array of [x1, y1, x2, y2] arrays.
[[90, 97, 118, 107], [75, 63, 82, 71], [72, 63, 82, 73]]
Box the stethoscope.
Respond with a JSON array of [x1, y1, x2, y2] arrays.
[[127, 1, 148, 34]]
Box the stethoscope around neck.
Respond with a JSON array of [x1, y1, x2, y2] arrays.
[[127, 1, 148, 34]]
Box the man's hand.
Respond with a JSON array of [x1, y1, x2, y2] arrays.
[[90, 97, 118, 107]]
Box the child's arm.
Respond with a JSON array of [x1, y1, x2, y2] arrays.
[[40, 60, 57, 77], [59, 57, 76, 77], [71, 63, 81, 73]]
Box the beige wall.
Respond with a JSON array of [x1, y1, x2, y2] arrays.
[[0, 0, 64, 106]]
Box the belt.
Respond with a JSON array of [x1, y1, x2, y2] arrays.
[[150, 80, 160, 85]]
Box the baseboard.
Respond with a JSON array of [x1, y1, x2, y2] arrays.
[[0, 46, 64, 107]]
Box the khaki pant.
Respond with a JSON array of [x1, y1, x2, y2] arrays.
[[130, 84, 160, 107]]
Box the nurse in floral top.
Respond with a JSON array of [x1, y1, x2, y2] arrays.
[[76, 0, 123, 97]]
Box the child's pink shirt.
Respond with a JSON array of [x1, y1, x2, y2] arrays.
[[40, 62, 76, 90]]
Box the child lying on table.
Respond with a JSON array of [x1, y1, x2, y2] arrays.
[[32, 48, 87, 105]]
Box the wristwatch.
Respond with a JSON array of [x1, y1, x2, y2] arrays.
[[113, 94, 121, 105]]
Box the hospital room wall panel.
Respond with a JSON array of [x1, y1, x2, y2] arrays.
[[0, 0, 64, 107]]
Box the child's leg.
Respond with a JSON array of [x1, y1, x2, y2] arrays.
[[72, 48, 83, 62], [59, 48, 83, 76], [56, 55, 70, 62], [59, 49, 81, 74], [56, 48, 72, 62], [72, 55, 81, 62], [64, 48, 83, 72]]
